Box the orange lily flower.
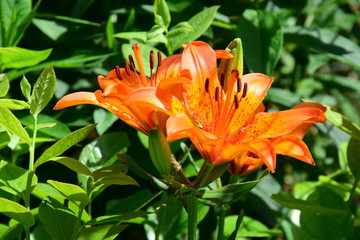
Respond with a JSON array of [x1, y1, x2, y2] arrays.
[[166, 41, 326, 173], [54, 44, 188, 134]]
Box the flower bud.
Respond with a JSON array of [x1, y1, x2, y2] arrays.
[[149, 128, 172, 176]]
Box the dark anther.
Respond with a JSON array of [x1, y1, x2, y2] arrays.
[[204, 78, 210, 93], [234, 94, 239, 109], [220, 72, 225, 87], [129, 55, 136, 71], [247, 151, 259, 159], [242, 82, 248, 98], [231, 69, 239, 77], [157, 51, 162, 67], [124, 61, 131, 75], [149, 50, 154, 70], [237, 77, 242, 92], [115, 66, 122, 80], [215, 87, 219, 101]]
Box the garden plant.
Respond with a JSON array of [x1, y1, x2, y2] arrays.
[[0, 0, 359, 239]]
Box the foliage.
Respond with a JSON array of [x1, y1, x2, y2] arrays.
[[0, 0, 359, 239]]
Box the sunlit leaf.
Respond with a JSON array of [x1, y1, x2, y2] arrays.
[[324, 106, 360, 139], [0, 197, 35, 228], [30, 65, 56, 118], [48, 180, 89, 207], [0, 131, 10, 150], [154, 0, 171, 28], [0, 99, 29, 110], [20, 75, 31, 102], [168, 6, 219, 52], [47, 157, 93, 178], [0, 74, 9, 97], [34, 124, 96, 169], [0, 105, 31, 144], [0, 47, 52, 69], [0, 160, 38, 199]]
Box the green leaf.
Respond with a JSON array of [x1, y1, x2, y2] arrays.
[[0, 105, 31, 144], [38, 197, 77, 240], [324, 106, 360, 139], [85, 211, 150, 225], [154, 0, 171, 28], [272, 191, 347, 217], [20, 75, 31, 102], [0, 47, 52, 69], [0, 131, 10, 150], [237, 9, 283, 75], [30, 65, 56, 117], [32, 18, 68, 41], [0, 197, 35, 228], [146, 24, 166, 41], [168, 6, 219, 52], [166, 21, 194, 39], [48, 180, 89, 207], [78, 224, 127, 240], [224, 215, 281, 238], [198, 170, 268, 204], [0, 160, 38, 198], [93, 108, 118, 135], [284, 26, 360, 69], [0, 99, 29, 110], [34, 124, 96, 169], [47, 157, 93, 178], [0, 74, 9, 97], [78, 132, 130, 172], [21, 113, 71, 139], [113, 31, 147, 42], [148, 128, 172, 176], [347, 137, 360, 179]]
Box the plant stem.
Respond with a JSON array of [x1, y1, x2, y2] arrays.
[[217, 205, 226, 240], [24, 116, 38, 240], [192, 162, 214, 188], [71, 206, 84, 240], [187, 190, 198, 240]]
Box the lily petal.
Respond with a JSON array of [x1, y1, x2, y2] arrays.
[[54, 92, 99, 110], [273, 135, 315, 165]]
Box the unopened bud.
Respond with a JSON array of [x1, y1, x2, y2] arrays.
[[149, 128, 172, 176]]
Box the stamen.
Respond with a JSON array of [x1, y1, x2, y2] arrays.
[[215, 87, 219, 101], [204, 78, 210, 93], [220, 72, 225, 87], [115, 66, 122, 80], [149, 50, 154, 70], [157, 51, 162, 67], [129, 55, 136, 71], [242, 82, 248, 98], [124, 61, 131, 75], [237, 77, 241, 92], [234, 94, 239, 109], [231, 69, 239, 78]]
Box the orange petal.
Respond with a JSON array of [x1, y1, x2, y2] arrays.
[[273, 135, 315, 165], [241, 106, 326, 141], [215, 50, 233, 59], [228, 151, 264, 176], [54, 92, 99, 110], [228, 73, 273, 134]]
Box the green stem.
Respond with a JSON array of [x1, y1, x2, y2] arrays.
[[347, 176, 360, 205], [187, 191, 198, 240], [71, 206, 84, 240], [217, 205, 226, 240], [171, 156, 192, 185], [24, 117, 38, 240], [192, 162, 214, 188]]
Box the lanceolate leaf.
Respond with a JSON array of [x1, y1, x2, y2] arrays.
[[237, 9, 283, 75], [347, 137, 360, 179], [0, 73, 10, 97], [78, 224, 128, 240], [0, 99, 29, 110], [48, 180, 89, 207], [34, 124, 96, 169], [284, 26, 360, 69], [325, 106, 360, 139], [20, 75, 31, 102], [0, 105, 31, 144], [47, 157, 93, 178], [30, 65, 56, 118], [0, 197, 35, 228], [0, 47, 52, 69], [154, 0, 171, 28], [168, 6, 219, 52]]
